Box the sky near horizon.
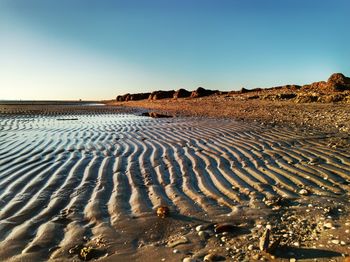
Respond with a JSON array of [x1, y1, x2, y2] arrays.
[[0, 0, 349, 100]]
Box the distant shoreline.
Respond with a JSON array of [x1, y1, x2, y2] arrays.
[[0, 100, 103, 106]]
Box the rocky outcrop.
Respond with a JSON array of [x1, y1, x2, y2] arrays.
[[149, 90, 175, 100], [173, 89, 191, 99], [190, 87, 218, 98], [327, 73, 350, 91], [116, 93, 130, 102], [128, 93, 150, 101], [302, 73, 350, 92]]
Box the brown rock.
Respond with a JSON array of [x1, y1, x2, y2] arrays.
[[327, 73, 350, 91], [173, 88, 192, 99], [149, 90, 175, 100], [156, 206, 169, 218], [191, 87, 218, 98], [214, 223, 237, 233], [128, 92, 151, 101], [141, 112, 173, 118], [259, 228, 270, 251]]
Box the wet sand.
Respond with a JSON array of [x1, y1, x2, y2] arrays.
[[0, 106, 350, 261]]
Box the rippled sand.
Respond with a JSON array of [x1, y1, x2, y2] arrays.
[[0, 113, 349, 261]]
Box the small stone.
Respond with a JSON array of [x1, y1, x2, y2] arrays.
[[323, 222, 333, 229], [290, 258, 296, 262], [196, 225, 204, 232], [259, 229, 270, 251], [167, 236, 189, 248], [156, 206, 169, 218], [340, 241, 346, 246], [214, 223, 236, 233], [331, 239, 340, 245], [173, 249, 179, 254], [299, 189, 309, 195], [248, 244, 254, 251], [198, 231, 209, 240], [204, 253, 222, 262], [183, 258, 194, 262]]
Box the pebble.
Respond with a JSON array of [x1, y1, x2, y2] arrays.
[[290, 259, 296, 262], [299, 189, 309, 195], [204, 253, 216, 262], [167, 236, 189, 248], [323, 222, 333, 229], [183, 258, 195, 262], [196, 225, 204, 232], [248, 244, 254, 251], [340, 241, 346, 246], [331, 239, 340, 245], [173, 249, 179, 254], [198, 231, 209, 240]]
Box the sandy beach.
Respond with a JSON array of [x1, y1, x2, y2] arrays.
[[0, 103, 349, 261]]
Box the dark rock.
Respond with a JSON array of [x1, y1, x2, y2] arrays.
[[142, 112, 173, 118], [295, 95, 319, 103], [191, 87, 218, 98], [173, 88, 192, 99], [214, 223, 237, 233], [149, 90, 175, 100], [128, 92, 151, 101], [116, 93, 130, 102], [277, 93, 297, 99], [259, 228, 270, 251]]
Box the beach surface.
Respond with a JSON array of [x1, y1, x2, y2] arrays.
[[0, 104, 349, 261]]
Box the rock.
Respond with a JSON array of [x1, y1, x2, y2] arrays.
[[198, 231, 209, 240], [174, 88, 191, 99], [259, 228, 270, 251], [196, 225, 204, 232], [128, 92, 151, 101], [116, 93, 130, 102], [323, 222, 333, 229], [183, 257, 195, 262], [149, 90, 175, 100], [295, 94, 319, 103], [203, 253, 224, 261], [142, 112, 173, 118], [191, 87, 218, 98], [327, 73, 350, 91], [156, 206, 169, 218], [331, 239, 340, 245], [248, 244, 254, 251], [299, 189, 309, 196], [214, 223, 237, 233], [167, 236, 189, 248], [78, 246, 101, 261]]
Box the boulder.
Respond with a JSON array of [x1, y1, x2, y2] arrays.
[[190, 87, 218, 98], [116, 93, 130, 102], [149, 90, 175, 100], [128, 92, 150, 101], [327, 73, 350, 91], [173, 88, 191, 99]]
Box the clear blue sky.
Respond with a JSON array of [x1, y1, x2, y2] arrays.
[[0, 0, 349, 100]]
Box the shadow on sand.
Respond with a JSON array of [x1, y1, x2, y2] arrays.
[[275, 246, 342, 260]]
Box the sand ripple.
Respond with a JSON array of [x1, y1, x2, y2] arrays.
[[0, 114, 349, 260]]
